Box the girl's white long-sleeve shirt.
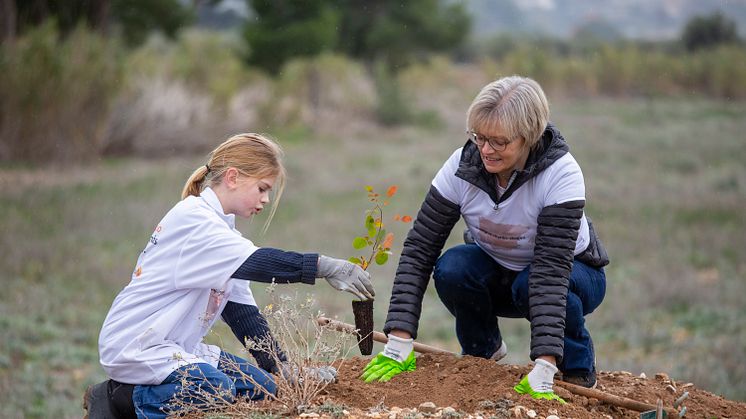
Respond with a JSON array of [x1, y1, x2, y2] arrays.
[[99, 187, 258, 385]]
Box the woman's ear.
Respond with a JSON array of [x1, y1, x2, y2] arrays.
[[224, 167, 239, 189]]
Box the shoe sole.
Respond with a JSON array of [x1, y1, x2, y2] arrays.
[[560, 375, 597, 389], [558, 370, 597, 389], [82, 385, 92, 419]]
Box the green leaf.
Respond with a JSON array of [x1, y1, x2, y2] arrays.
[[348, 257, 363, 266], [374, 251, 389, 265], [365, 214, 375, 230], [376, 228, 387, 243], [353, 237, 369, 249]]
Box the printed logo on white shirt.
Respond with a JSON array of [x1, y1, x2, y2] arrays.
[[477, 218, 530, 249], [201, 288, 226, 329]]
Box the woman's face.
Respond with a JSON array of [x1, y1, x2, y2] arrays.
[[473, 125, 528, 177], [220, 169, 276, 219]]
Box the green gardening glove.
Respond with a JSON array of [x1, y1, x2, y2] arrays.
[[362, 351, 416, 382], [361, 335, 416, 382], [513, 359, 566, 404]]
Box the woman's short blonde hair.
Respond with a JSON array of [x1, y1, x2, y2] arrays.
[[466, 76, 549, 150], [182, 133, 286, 231]]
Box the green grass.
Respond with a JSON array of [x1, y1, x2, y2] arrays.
[[1, 97, 745, 417]]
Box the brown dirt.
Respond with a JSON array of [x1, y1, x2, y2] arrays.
[[311, 353, 746, 418]]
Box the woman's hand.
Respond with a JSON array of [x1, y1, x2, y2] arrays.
[[360, 334, 416, 382], [514, 357, 566, 403]]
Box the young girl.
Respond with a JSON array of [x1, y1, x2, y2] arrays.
[[88, 133, 374, 419]]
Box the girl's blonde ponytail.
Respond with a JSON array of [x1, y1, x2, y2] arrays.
[[181, 164, 211, 199]]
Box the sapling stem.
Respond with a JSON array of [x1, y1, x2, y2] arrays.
[[363, 204, 384, 272]]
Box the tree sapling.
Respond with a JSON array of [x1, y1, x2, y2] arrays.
[[349, 185, 411, 355]]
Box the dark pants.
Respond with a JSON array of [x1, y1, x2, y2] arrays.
[[133, 351, 276, 419], [433, 244, 606, 374]]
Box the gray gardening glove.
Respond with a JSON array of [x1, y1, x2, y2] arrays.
[[317, 255, 375, 300], [280, 362, 338, 384]]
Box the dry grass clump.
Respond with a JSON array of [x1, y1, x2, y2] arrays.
[[167, 287, 358, 417]]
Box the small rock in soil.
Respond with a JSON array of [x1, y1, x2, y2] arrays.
[[418, 402, 437, 414]]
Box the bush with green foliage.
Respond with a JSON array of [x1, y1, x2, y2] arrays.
[[8, 0, 192, 46], [110, 0, 192, 46], [127, 29, 254, 104], [682, 12, 740, 52], [260, 53, 376, 129], [474, 37, 746, 99], [0, 22, 124, 163], [373, 64, 412, 126]]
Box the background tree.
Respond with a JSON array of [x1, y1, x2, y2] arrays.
[[5, 0, 192, 45], [111, 0, 193, 45], [242, 0, 340, 74], [334, 0, 470, 71], [243, 0, 470, 74], [0, 0, 17, 43], [682, 11, 740, 52]]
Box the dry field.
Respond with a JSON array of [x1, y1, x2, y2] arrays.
[[2, 97, 745, 417]]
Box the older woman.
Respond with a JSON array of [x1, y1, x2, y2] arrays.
[[362, 76, 609, 401]]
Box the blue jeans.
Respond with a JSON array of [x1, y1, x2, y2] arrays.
[[433, 244, 606, 374], [133, 351, 276, 419]]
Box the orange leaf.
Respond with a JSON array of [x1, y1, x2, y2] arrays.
[[394, 214, 401, 221], [387, 185, 398, 197], [401, 215, 413, 222], [382, 232, 394, 249]]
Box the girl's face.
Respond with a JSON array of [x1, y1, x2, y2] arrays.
[[220, 168, 276, 219]]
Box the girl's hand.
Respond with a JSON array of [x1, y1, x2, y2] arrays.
[[318, 255, 375, 300]]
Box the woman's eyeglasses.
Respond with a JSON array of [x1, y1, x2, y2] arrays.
[[467, 131, 515, 152]]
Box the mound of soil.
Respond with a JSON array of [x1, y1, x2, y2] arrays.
[[317, 353, 746, 418]]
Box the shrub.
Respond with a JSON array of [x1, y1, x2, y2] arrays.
[[682, 12, 740, 52], [472, 35, 746, 99], [245, 290, 356, 414], [0, 22, 124, 164], [104, 30, 265, 157], [164, 287, 356, 417], [373, 62, 412, 126], [261, 53, 376, 130]]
